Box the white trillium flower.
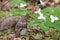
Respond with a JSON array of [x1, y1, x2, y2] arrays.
[[50, 15, 59, 23], [40, 0, 45, 6], [34, 8, 46, 21], [34, 8, 41, 14], [20, 3, 27, 7], [38, 13, 46, 21]]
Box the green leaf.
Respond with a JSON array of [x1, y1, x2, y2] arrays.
[[10, 0, 26, 6]]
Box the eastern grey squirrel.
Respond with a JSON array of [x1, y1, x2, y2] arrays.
[[0, 16, 27, 37]]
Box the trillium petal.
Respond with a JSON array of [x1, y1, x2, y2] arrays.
[[38, 8, 41, 12], [38, 16, 42, 19], [20, 3, 27, 7], [51, 19, 54, 23], [50, 15, 54, 18], [39, 13, 43, 16], [34, 8, 41, 14], [40, 0, 45, 6], [54, 17, 59, 20], [34, 11, 39, 14], [42, 17, 46, 20]]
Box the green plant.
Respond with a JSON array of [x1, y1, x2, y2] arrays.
[[9, 8, 31, 16], [27, 6, 60, 31], [10, 0, 60, 31], [10, 0, 26, 6]]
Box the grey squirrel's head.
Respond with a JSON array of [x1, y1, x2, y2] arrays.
[[18, 16, 27, 28]]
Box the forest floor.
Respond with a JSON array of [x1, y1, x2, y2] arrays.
[[0, 0, 60, 40]]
